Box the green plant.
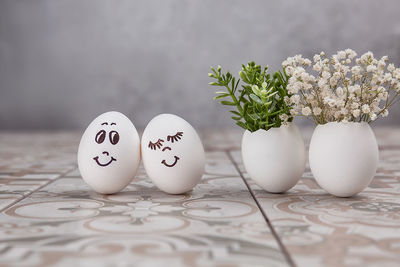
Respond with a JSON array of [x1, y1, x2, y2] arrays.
[[208, 61, 293, 132]]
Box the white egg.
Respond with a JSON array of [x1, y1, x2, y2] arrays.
[[78, 111, 140, 194], [141, 114, 205, 194]]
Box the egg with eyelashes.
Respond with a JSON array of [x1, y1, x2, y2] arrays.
[[78, 111, 140, 194], [141, 114, 205, 194]]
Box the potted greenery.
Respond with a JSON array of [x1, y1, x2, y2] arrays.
[[208, 62, 306, 193], [283, 49, 400, 197]]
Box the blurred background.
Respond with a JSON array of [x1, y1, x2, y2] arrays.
[[1, 0, 400, 130]]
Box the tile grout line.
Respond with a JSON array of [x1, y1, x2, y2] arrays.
[[0, 166, 78, 213], [226, 150, 296, 267]]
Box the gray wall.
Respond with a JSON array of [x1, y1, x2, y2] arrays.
[[1, 0, 400, 130]]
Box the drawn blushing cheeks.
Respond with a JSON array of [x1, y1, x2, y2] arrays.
[[148, 131, 184, 168], [93, 122, 119, 167]]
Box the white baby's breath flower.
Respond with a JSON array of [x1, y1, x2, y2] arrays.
[[301, 72, 310, 82], [352, 109, 361, 117], [361, 104, 370, 114], [346, 49, 357, 59], [351, 102, 359, 109], [280, 114, 289, 124], [378, 59, 386, 70], [367, 65, 377, 72], [353, 84, 361, 95], [313, 63, 322, 72], [334, 110, 342, 119], [302, 106, 312, 116], [332, 72, 341, 80], [285, 66, 294, 75], [322, 71, 331, 79], [290, 95, 300, 105], [336, 87, 344, 96], [340, 107, 348, 115], [337, 51, 346, 60], [318, 79, 327, 87], [336, 99, 345, 108], [323, 97, 336, 107], [283, 50, 399, 124], [284, 96, 291, 106], [313, 107, 322, 116], [388, 64, 395, 72], [304, 59, 312, 66], [361, 51, 373, 62], [383, 73, 392, 81]]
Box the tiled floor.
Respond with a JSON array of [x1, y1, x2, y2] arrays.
[[0, 129, 399, 267]]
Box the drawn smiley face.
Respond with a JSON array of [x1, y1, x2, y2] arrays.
[[92, 122, 120, 167], [140, 114, 205, 194], [148, 131, 183, 167], [78, 111, 141, 194]]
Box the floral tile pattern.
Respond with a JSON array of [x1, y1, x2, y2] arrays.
[[230, 128, 400, 267], [0, 132, 288, 267], [0, 128, 399, 267], [0, 133, 77, 213]]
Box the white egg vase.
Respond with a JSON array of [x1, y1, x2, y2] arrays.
[[141, 114, 205, 194], [241, 122, 306, 193], [309, 122, 378, 197], [78, 111, 141, 194]]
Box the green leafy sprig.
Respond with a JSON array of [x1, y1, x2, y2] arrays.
[[208, 61, 292, 132]]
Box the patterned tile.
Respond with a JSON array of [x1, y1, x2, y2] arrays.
[[0, 178, 49, 211], [0, 131, 288, 267], [0, 133, 77, 214], [230, 127, 400, 267], [1, 128, 398, 266]]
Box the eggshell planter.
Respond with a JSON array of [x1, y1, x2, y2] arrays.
[[241, 123, 306, 193], [309, 122, 379, 197]]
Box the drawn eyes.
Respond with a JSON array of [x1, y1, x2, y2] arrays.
[[109, 131, 119, 145], [148, 132, 184, 150], [95, 130, 106, 144], [95, 130, 119, 145], [148, 139, 164, 150], [167, 132, 183, 143]]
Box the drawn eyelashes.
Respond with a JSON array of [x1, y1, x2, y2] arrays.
[[148, 139, 164, 150], [167, 132, 183, 143], [148, 132, 183, 150]]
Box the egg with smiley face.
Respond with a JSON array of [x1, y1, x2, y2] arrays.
[[141, 114, 205, 194], [78, 111, 140, 194]]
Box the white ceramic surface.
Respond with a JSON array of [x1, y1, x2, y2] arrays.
[[78, 111, 141, 194], [241, 123, 306, 193], [309, 122, 379, 197], [141, 114, 205, 194]]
